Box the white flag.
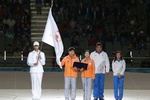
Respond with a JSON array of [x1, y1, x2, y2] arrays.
[[42, 8, 64, 68]]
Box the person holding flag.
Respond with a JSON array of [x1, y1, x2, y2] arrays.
[[27, 41, 46, 100], [80, 50, 95, 100], [61, 47, 79, 100], [90, 42, 110, 100], [112, 51, 126, 100]]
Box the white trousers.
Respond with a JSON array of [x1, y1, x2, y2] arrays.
[[82, 78, 93, 100], [30, 73, 43, 100], [65, 77, 76, 100]]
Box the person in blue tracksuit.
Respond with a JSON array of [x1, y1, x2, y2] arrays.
[[112, 51, 126, 100], [90, 42, 110, 100]]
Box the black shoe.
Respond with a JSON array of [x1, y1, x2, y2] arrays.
[[99, 99, 105, 100], [93, 99, 98, 100]]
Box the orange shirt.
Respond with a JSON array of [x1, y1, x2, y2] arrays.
[[81, 58, 95, 79], [61, 55, 79, 78]]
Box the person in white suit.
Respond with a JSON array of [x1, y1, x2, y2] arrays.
[[27, 41, 46, 100]]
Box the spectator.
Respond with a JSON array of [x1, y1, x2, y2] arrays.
[[0, 6, 7, 19], [2, 17, 7, 25], [0, 19, 4, 34], [14, 35, 23, 49], [13, 21, 21, 34], [22, 31, 31, 45], [14, 5, 23, 16], [137, 39, 147, 53], [88, 35, 96, 46], [23, 42, 31, 57], [6, 17, 16, 30], [21, 11, 30, 23], [71, 32, 80, 47], [43, 0, 50, 7], [5, 29, 14, 45], [69, 18, 76, 29], [35, 0, 42, 14], [20, 23, 30, 36], [5, 44, 13, 56], [13, 47, 21, 57]]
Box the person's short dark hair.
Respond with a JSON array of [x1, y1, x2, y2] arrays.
[[116, 51, 122, 54], [85, 50, 90, 53], [96, 42, 103, 47], [114, 51, 123, 61], [68, 47, 75, 52]]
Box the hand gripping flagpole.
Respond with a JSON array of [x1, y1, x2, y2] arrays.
[[36, 42, 43, 62]]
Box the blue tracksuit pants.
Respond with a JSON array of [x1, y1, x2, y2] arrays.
[[113, 76, 124, 99], [93, 74, 105, 99]]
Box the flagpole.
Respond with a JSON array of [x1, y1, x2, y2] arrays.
[[40, 41, 43, 51], [51, 0, 53, 8], [39, 0, 53, 52]]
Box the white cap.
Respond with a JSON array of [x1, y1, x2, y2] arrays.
[[33, 41, 39, 46]]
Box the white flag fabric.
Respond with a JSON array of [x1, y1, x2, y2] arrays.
[[42, 8, 64, 68]]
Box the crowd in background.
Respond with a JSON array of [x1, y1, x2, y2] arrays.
[[51, 0, 149, 52], [0, 0, 150, 58], [0, 0, 31, 57]]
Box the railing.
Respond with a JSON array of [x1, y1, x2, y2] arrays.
[[0, 56, 150, 68]]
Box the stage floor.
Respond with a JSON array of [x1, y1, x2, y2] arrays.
[[0, 72, 150, 100], [0, 89, 150, 100]]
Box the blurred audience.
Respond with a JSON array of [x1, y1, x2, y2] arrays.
[[0, 0, 149, 57], [0, 0, 31, 56], [52, 0, 149, 52]]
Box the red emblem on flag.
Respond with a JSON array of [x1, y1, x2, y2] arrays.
[[55, 30, 61, 42]]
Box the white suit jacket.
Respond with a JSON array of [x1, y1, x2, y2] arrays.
[[112, 59, 126, 76], [27, 50, 45, 73], [90, 51, 110, 74]]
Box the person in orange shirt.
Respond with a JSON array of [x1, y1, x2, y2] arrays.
[[61, 47, 79, 100], [80, 50, 95, 100]]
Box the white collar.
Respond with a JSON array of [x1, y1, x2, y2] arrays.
[[33, 50, 40, 54]]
